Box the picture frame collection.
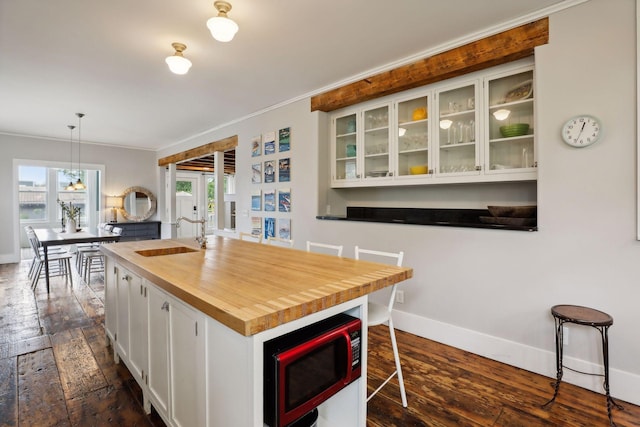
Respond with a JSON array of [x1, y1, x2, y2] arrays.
[[251, 127, 291, 240]]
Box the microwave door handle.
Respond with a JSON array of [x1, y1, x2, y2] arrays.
[[343, 329, 354, 384]]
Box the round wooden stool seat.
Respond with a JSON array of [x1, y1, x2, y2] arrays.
[[544, 304, 622, 426], [551, 304, 613, 327]]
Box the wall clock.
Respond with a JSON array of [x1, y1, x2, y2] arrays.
[[561, 115, 601, 147]]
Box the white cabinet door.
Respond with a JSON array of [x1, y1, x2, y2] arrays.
[[435, 79, 481, 177], [115, 266, 132, 360], [331, 110, 360, 186], [147, 284, 170, 417], [128, 276, 148, 384], [104, 258, 117, 345], [169, 298, 205, 427]]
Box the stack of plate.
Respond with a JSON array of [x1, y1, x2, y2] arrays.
[[499, 123, 529, 138]]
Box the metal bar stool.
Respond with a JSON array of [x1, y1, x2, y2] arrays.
[[543, 304, 623, 426]]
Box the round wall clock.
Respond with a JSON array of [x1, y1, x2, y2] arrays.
[[561, 115, 601, 147]]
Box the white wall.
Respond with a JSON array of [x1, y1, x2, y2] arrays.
[[0, 134, 158, 262], [157, 0, 640, 404]]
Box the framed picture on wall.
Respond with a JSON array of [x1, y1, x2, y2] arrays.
[[279, 158, 290, 182], [264, 189, 275, 212], [279, 127, 290, 152], [251, 216, 262, 236], [251, 135, 261, 157], [278, 189, 290, 212], [251, 190, 261, 211], [263, 131, 276, 155], [264, 217, 276, 240], [264, 160, 275, 183], [279, 218, 291, 239], [252, 163, 262, 184]]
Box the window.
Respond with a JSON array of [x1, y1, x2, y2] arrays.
[[19, 165, 92, 226], [18, 166, 47, 221]]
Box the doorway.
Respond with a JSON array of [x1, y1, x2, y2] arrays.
[[176, 175, 199, 239]]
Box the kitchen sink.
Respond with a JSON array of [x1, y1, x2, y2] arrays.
[[135, 246, 199, 257]]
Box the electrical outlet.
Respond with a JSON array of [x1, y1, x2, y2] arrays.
[[396, 290, 405, 304]]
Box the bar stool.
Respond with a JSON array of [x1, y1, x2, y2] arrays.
[[543, 304, 623, 426]]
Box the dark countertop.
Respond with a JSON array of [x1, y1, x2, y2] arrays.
[[317, 206, 537, 232]]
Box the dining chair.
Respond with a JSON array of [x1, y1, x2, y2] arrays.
[[239, 232, 262, 243], [306, 241, 343, 256], [26, 228, 73, 290], [266, 236, 294, 248], [354, 246, 407, 408], [79, 226, 123, 284]]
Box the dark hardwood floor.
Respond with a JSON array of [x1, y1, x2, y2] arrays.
[[1, 255, 639, 426]]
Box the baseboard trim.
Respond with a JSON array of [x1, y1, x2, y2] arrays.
[[392, 309, 640, 406]]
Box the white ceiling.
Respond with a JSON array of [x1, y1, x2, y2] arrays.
[[0, 0, 574, 151]]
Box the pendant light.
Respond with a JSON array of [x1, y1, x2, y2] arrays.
[[165, 43, 192, 75], [207, 1, 239, 42], [74, 113, 86, 190], [65, 125, 76, 191]]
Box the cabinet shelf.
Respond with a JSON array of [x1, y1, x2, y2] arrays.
[[365, 126, 388, 133], [365, 152, 389, 158], [489, 134, 534, 144], [399, 148, 428, 155], [336, 156, 357, 162], [336, 132, 357, 138], [489, 97, 533, 110], [399, 118, 428, 127], [439, 109, 475, 119], [440, 141, 475, 150]]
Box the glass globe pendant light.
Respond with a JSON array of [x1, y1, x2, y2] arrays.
[[207, 1, 239, 42], [165, 43, 192, 75], [74, 113, 86, 190], [65, 125, 76, 191]]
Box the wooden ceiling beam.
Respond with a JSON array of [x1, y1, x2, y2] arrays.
[[310, 18, 548, 113], [158, 135, 238, 167]]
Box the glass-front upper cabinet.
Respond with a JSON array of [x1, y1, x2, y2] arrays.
[[485, 67, 535, 174], [363, 104, 391, 180], [396, 93, 430, 178], [332, 111, 359, 182], [436, 81, 479, 176]]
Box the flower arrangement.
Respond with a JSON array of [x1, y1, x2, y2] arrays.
[[57, 199, 81, 223]]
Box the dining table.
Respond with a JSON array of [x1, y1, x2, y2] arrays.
[[34, 228, 121, 293]]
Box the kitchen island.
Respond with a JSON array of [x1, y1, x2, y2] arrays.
[[100, 237, 412, 427]]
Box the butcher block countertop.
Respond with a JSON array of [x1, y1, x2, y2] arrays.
[[100, 237, 413, 336]]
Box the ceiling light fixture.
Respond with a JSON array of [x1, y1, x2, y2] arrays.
[[166, 43, 193, 75], [65, 125, 76, 191], [207, 1, 239, 42], [74, 113, 86, 190]]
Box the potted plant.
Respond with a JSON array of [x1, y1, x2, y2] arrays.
[[57, 199, 81, 233]]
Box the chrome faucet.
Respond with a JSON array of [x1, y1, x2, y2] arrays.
[[176, 216, 207, 249]]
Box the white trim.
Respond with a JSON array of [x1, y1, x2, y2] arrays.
[[392, 308, 640, 406]]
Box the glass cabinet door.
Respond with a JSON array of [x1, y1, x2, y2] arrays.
[[437, 82, 478, 175], [396, 94, 430, 177], [363, 104, 390, 179], [333, 112, 358, 181], [486, 68, 534, 173]]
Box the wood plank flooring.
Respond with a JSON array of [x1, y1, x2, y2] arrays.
[[1, 255, 640, 426]]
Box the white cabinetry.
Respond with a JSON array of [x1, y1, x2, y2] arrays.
[[147, 284, 206, 427], [104, 260, 151, 412], [331, 103, 392, 185], [329, 60, 536, 188]]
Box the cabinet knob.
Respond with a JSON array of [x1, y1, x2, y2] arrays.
[[121, 275, 130, 281]]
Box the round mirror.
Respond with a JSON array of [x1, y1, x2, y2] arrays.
[[120, 186, 157, 222]]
